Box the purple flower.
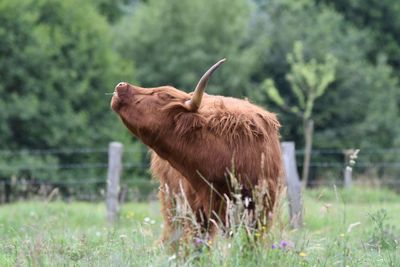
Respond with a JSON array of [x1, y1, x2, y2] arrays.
[[280, 240, 288, 248], [271, 244, 277, 249], [194, 237, 204, 246]]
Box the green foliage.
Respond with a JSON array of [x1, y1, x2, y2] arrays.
[[353, 57, 400, 148], [0, 0, 135, 181], [265, 40, 337, 120], [367, 209, 399, 250], [286, 42, 337, 119], [263, 80, 285, 107], [320, 0, 400, 71], [114, 0, 256, 96], [251, 0, 400, 151], [90, 0, 136, 23], [1, 0, 400, 185]]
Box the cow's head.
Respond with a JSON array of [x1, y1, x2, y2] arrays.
[[111, 59, 225, 142]]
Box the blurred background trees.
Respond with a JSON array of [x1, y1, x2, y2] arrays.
[[114, 0, 256, 96], [0, 0, 399, 189], [0, 0, 134, 183]]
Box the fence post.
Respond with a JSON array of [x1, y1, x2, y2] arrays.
[[282, 142, 303, 229], [343, 149, 353, 188], [343, 149, 358, 188], [106, 142, 123, 225]]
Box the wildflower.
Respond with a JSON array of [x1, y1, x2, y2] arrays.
[[280, 240, 288, 248], [144, 217, 151, 223], [194, 237, 204, 246], [271, 244, 277, 249], [255, 232, 261, 237], [299, 251, 307, 257], [150, 220, 156, 225]]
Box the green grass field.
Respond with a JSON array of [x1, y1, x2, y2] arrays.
[[0, 187, 399, 266]]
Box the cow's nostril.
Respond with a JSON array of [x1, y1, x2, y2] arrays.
[[117, 82, 127, 88], [115, 82, 129, 96]]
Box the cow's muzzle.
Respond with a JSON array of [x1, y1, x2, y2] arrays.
[[115, 82, 129, 97]]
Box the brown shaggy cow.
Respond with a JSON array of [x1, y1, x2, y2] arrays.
[[111, 59, 282, 242]]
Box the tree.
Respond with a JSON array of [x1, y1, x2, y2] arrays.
[[249, 0, 399, 150], [315, 0, 400, 151], [114, 0, 256, 97], [0, 0, 135, 182], [319, 0, 400, 71], [264, 41, 337, 186], [91, 0, 138, 23]]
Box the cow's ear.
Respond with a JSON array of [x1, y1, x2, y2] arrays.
[[182, 95, 198, 112], [183, 100, 198, 112]]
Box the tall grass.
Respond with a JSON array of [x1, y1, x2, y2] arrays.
[[0, 187, 399, 266]]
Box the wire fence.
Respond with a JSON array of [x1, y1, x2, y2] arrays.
[[0, 145, 399, 203]]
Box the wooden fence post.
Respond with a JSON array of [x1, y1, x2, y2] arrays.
[[343, 149, 359, 188], [343, 150, 352, 188], [344, 153, 352, 188], [106, 142, 123, 225], [282, 142, 303, 229]]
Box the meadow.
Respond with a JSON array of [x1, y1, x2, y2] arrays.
[[0, 187, 399, 267]]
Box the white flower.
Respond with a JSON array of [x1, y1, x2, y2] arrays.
[[144, 217, 151, 223]]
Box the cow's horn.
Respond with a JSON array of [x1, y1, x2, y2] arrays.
[[185, 58, 226, 111]]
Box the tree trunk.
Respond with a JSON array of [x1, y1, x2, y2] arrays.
[[302, 119, 314, 187]]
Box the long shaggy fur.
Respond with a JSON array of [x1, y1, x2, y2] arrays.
[[111, 83, 283, 243]]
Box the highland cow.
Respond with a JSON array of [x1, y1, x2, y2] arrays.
[[111, 59, 282, 242]]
